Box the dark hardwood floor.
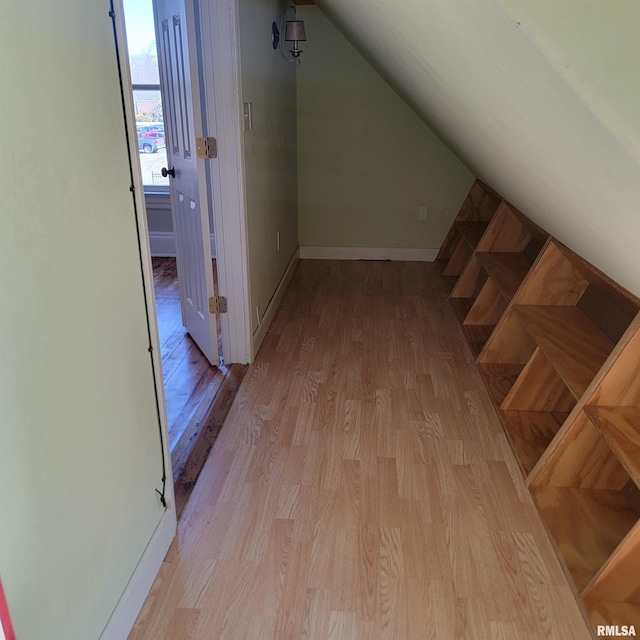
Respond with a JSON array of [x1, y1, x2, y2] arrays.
[[152, 257, 220, 450], [152, 257, 247, 516]]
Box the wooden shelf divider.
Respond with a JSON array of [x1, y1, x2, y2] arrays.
[[500, 411, 567, 477], [585, 406, 640, 489], [448, 296, 475, 323], [585, 601, 640, 634], [477, 362, 525, 407], [461, 324, 495, 358], [513, 305, 616, 399], [475, 252, 532, 301], [583, 521, 640, 606], [532, 485, 639, 592], [456, 221, 490, 249]]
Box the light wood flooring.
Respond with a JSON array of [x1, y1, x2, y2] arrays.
[[131, 259, 590, 639]]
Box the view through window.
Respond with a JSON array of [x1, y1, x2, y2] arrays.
[[123, 0, 169, 188]]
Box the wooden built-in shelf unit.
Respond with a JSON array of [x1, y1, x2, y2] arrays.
[[436, 180, 640, 636]]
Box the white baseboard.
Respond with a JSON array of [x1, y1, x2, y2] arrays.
[[99, 508, 176, 640], [149, 232, 217, 259], [299, 245, 438, 261], [252, 248, 300, 356], [148, 232, 175, 257]]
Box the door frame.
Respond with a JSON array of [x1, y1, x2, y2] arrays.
[[197, 0, 252, 365]]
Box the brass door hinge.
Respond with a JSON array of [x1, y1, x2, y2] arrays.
[[209, 296, 227, 314], [196, 136, 218, 159]]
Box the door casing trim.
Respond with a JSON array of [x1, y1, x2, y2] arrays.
[[198, 0, 253, 364]]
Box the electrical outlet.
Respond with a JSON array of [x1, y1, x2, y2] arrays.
[[277, 231, 280, 252], [419, 206, 429, 221]]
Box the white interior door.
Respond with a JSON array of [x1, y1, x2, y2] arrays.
[[154, 0, 218, 365]]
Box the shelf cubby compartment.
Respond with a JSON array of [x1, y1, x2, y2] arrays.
[[500, 411, 568, 478], [449, 256, 487, 322], [515, 240, 639, 341], [498, 347, 575, 476], [440, 238, 472, 293], [456, 221, 490, 250], [435, 230, 465, 292], [587, 316, 640, 412], [582, 520, 640, 631], [462, 279, 508, 357], [531, 409, 640, 631], [473, 202, 549, 309], [450, 255, 500, 355], [532, 481, 638, 592], [457, 179, 503, 222], [531, 412, 638, 580], [475, 252, 534, 301], [510, 240, 640, 398], [477, 309, 536, 409], [475, 201, 548, 259], [447, 201, 549, 356], [585, 406, 640, 489], [435, 180, 502, 292]]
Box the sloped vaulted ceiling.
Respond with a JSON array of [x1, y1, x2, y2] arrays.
[[315, 0, 640, 297]]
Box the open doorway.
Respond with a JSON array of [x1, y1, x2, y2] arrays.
[[121, 0, 248, 511]]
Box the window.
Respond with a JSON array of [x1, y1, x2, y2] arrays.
[[123, 0, 169, 189]]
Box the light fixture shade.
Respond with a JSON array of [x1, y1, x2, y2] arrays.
[[285, 20, 306, 42]]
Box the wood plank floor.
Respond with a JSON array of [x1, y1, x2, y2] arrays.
[[131, 259, 590, 639], [152, 257, 223, 451]]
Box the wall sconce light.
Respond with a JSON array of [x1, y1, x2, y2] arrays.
[[272, 6, 306, 65]]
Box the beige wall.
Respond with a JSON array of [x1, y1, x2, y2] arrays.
[[500, 0, 640, 165], [297, 6, 474, 250], [316, 0, 640, 297], [239, 0, 299, 332], [0, 3, 166, 638]]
